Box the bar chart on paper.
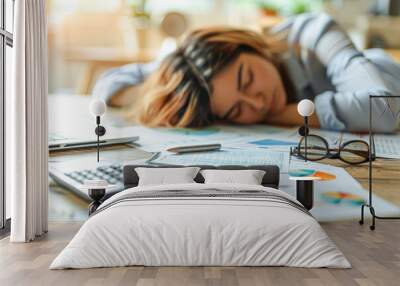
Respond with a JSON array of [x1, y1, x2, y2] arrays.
[[365, 134, 400, 159], [150, 149, 289, 172]]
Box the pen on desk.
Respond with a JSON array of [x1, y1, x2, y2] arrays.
[[167, 143, 222, 154], [146, 152, 161, 163]]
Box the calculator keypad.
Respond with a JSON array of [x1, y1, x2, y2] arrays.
[[65, 164, 123, 185]]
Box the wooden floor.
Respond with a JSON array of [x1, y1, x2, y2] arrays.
[[1, 154, 398, 285], [0, 221, 399, 286]]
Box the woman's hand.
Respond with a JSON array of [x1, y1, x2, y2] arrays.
[[109, 85, 141, 107], [264, 103, 320, 127]]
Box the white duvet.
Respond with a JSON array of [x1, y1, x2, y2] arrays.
[[50, 183, 351, 269]]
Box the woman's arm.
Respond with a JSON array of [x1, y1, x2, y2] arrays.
[[265, 103, 320, 128], [107, 85, 142, 107], [92, 61, 159, 107], [92, 39, 177, 107], [279, 13, 400, 132]]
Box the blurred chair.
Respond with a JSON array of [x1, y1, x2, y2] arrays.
[[359, 16, 400, 49], [55, 12, 160, 94]]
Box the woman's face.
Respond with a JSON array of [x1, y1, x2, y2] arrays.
[[210, 52, 287, 124]]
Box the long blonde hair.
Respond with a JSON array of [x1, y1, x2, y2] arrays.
[[130, 27, 288, 127]]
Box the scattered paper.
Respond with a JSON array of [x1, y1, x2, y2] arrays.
[[282, 160, 400, 221], [361, 134, 400, 159], [121, 125, 400, 159], [150, 149, 290, 172], [120, 125, 297, 152]]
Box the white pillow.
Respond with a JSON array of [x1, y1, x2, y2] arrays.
[[135, 167, 200, 186], [200, 169, 266, 185]]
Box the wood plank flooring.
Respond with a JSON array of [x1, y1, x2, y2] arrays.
[[1, 221, 399, 286]]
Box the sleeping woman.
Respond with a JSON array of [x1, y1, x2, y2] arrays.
[[92, 13, 400, 133]]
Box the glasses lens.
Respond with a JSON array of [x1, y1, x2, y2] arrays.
[[299, 135, 328, 161], [340, 141, 369, 164]]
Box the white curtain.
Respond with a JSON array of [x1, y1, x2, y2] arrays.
[[7, 0, 48, 242]]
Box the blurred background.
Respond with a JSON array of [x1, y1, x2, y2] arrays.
[[46, 0, 400, 96]]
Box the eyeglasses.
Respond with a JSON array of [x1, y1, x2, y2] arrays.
[[290, 134, 376, 165]]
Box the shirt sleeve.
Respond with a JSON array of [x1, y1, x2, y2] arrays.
[[91, 61, 159, 105], [281, 13, 400, 132]]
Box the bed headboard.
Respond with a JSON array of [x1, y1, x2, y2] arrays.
[[123, 165, 280, 189]]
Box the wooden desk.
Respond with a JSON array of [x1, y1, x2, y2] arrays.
[[49, 155, 400, 222], [48, 94, 400, 222], [48, 94, 152, 221], [323, 158, 400, 206]]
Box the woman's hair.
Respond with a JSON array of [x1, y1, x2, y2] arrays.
[[130, 27, 288, 127]]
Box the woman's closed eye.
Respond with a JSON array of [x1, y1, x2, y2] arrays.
[[242, 67, 254, 92], [237, 62, 254, 92], [221, 63, 254, 120], [222, 102, 242, 120], [231, 103, 242, 119]]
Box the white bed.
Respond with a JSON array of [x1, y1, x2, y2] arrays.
[[50, 183, 350, 269]]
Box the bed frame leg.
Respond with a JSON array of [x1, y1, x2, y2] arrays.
[[296, 180, 314, 210], [88, 188, 106, 216]]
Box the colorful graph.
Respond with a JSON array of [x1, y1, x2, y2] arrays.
[[249, 139, 297, 146], [321, 192, 365, 206], [289, 169, 336, 181]]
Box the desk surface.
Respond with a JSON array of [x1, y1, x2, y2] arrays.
[[49, 154, 400, 222], [324, 159, 400, 205], [48, 94, 400, 221], [48, 94, 152, 221]]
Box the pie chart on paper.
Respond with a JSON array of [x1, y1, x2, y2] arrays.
[[289, 169, 336, 181]]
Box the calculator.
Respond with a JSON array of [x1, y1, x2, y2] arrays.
[[50, 163, 125, 200]]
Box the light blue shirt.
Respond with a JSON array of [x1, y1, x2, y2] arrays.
[[93, 13, 400, 133], [272, 13, 400, 133]]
